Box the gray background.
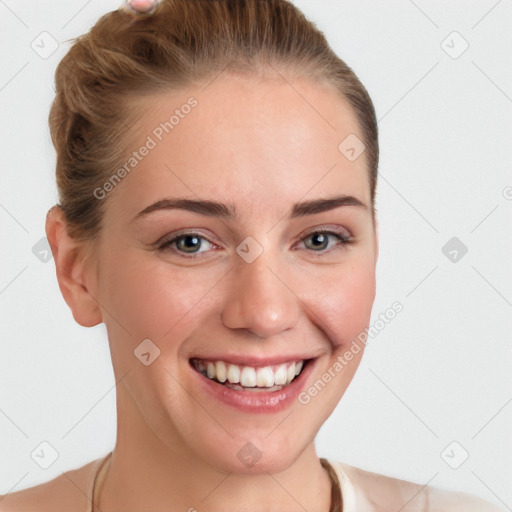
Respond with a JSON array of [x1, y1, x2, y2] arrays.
[[0, 0, 511, 508]]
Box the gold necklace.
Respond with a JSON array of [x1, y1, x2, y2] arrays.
[[91, 454, 342, 512]]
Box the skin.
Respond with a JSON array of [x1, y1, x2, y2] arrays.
[[46, 72, 379, 512]]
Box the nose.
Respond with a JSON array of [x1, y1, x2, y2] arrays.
[[221, 251, 301, 339]]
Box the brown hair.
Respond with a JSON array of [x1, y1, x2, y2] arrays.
[[49, 0, 379, 242]]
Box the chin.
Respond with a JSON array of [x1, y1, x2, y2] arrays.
[[191, 427, 312, 475]]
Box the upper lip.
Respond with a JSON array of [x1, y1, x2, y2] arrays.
[[189, 354, 315, 367]]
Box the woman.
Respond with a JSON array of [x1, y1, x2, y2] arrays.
[[0, 1, 505, 510]]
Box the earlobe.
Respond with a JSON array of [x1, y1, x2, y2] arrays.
[[45, 206, 103, 328]]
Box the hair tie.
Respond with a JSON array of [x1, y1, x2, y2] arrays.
[[123, 0, 160, 16]]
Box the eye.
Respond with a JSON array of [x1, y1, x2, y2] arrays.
[[297, 228, 354, 255], [156, 226, 354, 259], [157, 231, 217, 258]]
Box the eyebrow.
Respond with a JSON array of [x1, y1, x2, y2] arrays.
[[133, 194, 368, 221]]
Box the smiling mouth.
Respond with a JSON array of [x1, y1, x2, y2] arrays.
[[190, 358, 310, 392]]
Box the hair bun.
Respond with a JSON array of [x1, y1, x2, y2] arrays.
[[124, 0, 160, 16]]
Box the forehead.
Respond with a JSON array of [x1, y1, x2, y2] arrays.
[[108, 73, 370, 221]]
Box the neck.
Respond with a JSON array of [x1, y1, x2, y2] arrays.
[[98, 384, 332, 512]]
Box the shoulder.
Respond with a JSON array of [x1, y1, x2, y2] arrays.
[[0, 457, 101, 512], [327, 459, 505, 512], [426, 484, 506, 512]]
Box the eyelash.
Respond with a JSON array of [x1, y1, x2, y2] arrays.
[[156, 227, 355, 259]]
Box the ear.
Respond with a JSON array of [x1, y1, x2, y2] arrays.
[[45, 205, 103, 328]]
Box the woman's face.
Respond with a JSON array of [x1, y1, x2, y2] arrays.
[[86, 73, 378, 473]]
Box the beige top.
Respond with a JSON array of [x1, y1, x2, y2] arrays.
[[0, 452, 506, 511]]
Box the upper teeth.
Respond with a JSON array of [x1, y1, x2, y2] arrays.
[[194, 359, 304, 388]]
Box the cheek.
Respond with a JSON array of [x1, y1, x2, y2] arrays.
[[100, 250, 218, 342], [309, 259, 376, 347]]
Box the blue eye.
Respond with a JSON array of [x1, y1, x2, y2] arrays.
[[157, 228, 353, 259]]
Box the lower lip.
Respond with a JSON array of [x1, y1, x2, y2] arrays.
[[189, 359, 316, 413]]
